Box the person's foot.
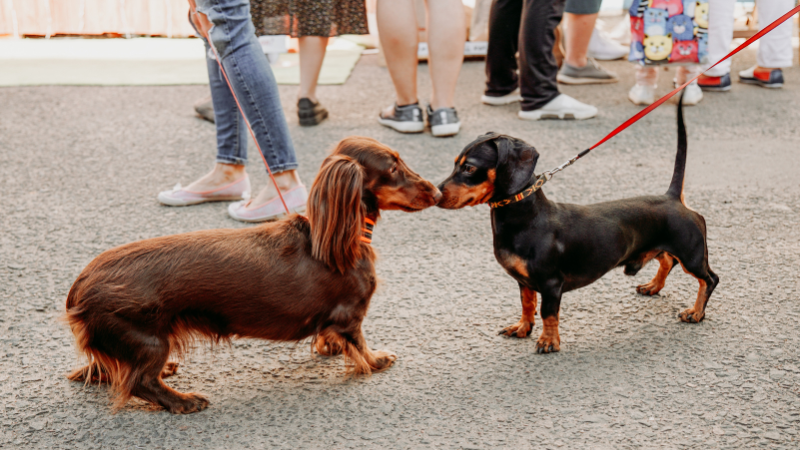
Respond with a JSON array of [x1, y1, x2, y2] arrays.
[[518, 94, 597, 120], [194, 96, 215, 123], [697, 73, 732, 92], [426, 105, 461, 137], [739, 66, 784, 89], [587, 28, 629, 61], [378, 103, 424, 133], [628, 84, 655, 105], [158, 175, 250, 206], [481, 88, 522, 106], [228, 184, 308, 222], [557, 58, 618, 85], [298, 98, 328, 126], [677, 82, 703, 106]]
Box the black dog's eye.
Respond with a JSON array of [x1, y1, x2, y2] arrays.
[[462, 164, 477, 175]]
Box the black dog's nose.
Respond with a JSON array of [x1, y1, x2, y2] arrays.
[[433, 190, 443, 203]]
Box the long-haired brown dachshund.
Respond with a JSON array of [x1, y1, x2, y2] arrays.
[[64, 137, 441, 414]]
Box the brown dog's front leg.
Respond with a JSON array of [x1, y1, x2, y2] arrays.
[[500, 285, 537, 338], [341, 326, 396, 375], [315, 329, 346, 356]]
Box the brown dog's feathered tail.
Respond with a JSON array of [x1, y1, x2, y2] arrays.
[[666, 93, 687, 199]]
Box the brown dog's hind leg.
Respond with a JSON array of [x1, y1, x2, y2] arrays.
[[315, 329, 345, 356], [341, 326, 396, 375], [67, 363, 111, 384], [636, 253, 676, 296], [500, 285, 537, 338], [160, 362, 179, 379]]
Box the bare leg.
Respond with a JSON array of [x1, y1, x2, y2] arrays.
[[298, 36, 329, 102], [185, 163, 247, 192], [247, 170, 302, 206], [377, 0, 419, 114], [426, 0, 465, 109], [564, 12, 598, 68]]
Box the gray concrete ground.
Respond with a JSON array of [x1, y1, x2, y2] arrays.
[[2, 46, 800, 449]]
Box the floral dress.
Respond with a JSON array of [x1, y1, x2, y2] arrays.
[[250, 0, 369, 37]]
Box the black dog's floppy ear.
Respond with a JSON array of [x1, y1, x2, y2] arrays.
[[494, 136, 539, 195]]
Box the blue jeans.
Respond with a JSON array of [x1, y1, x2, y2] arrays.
[[196, 0, 297, 173]]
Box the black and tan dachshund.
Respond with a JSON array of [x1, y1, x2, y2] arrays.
[[437, 98, 718, 353]]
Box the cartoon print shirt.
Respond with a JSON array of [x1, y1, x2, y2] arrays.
[[629, 0, 709, 65]]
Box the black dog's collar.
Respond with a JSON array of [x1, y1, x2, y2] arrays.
[[488, 174, 547, 209]]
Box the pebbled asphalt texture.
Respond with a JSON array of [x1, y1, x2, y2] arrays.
[[2, 47, 800, 449]]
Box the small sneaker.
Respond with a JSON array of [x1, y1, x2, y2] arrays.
[[518, 94, 597, 120], [587, 28, 629, 61], [738, 66, 784, 88], [628, 84, 655, 105], [194, 96, 215, 123], [697, 73, 732, 92], [481, 88, 522, 106], [678, 82, 703, 106], [426, 105, 461, 137], [157, 175, 250, 206], [298, 98, 328, 126], [557, 58, 618, 85], [378, 103, 424, 133], [227, 184, 308, 223]]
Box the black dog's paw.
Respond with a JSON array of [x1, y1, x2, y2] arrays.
[[499, 320, 534, 338], [678, 308, 705, 323]]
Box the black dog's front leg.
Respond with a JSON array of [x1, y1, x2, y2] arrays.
[[537, 278, 563, 354]]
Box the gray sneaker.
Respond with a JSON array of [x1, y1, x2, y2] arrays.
[[378, 103, 424, 133], [557, 58, 618, 85], [426, 105, 461, 137]]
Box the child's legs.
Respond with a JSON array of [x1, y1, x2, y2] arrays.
[[635, 65, 658, 87], [704, 0, 735, 77]]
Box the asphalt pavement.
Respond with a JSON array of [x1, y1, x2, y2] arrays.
[[1, 47, 800, 449]]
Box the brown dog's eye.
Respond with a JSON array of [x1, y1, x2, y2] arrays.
[[389, 165, 397, 174], [463, 164, 477, 175]]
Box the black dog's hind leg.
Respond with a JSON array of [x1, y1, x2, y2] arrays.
[[675, 256, 719, 323], [536, 279, 563, 353], [636, 252, 678, 296]]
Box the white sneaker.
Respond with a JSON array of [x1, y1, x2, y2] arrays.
[[628, 84, 655, 105], [676, 82, 703, 106], [587, 28, 629, 61], [481, 88, 522, 106], [518, 94, 597, 120]]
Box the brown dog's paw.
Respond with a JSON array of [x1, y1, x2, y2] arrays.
[[161, 362, 179, 379], [678, 308, 705, 323], [370, 350, 397, 372], [636, 282, 662, 296], [499, 320, 534, 338], [315, 334, 345, 357], [166, 393, 209, 414]]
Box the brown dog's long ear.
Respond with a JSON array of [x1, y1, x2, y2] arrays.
[[308, 155, 366, 274], [494, 136, 539, 196]]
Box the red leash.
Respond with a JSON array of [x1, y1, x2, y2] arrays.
[[534, 4, 800, 188], [205, 32, 290, 214]]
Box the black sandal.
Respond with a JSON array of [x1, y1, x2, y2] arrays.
[[297, 98, 329, 126]]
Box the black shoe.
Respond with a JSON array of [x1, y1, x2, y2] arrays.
[[377, 102, 424, 133], [194, 96, 215, 123], [298, 98, 329, 126]]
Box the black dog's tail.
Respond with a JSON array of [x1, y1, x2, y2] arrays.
[[666, 93, 687, 199]]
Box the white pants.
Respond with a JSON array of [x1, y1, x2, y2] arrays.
[[705, 0, 795, 76]]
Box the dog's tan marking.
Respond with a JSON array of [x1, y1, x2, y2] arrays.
[[498, 250, 529, 279], [637, 252, 674, 295], [537, 315, 560, 353], [500, 288, 537, 338]]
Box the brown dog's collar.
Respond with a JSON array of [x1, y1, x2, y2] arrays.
[[360, 218, 376, 244], [488, 175, 547, 209]]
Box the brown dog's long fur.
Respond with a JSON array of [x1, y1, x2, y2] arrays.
[[65, 137, 440, 413]]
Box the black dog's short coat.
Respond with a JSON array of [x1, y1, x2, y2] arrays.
[[437, 98, 718, 353]]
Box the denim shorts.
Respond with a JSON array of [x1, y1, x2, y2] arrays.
[[565, 0, 603, 15]]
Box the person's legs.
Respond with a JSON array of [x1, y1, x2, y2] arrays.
[[518, 0, 564, 110], [298, 36, 329, 102], [756, 0, 794, 69], [485, 0, 522, 97], [196, 0, 301, 206], [425, 0, 465, 110], [703, 0, 735, 77], [377, 0, 418, 107], [563, 12, 597, 68]]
